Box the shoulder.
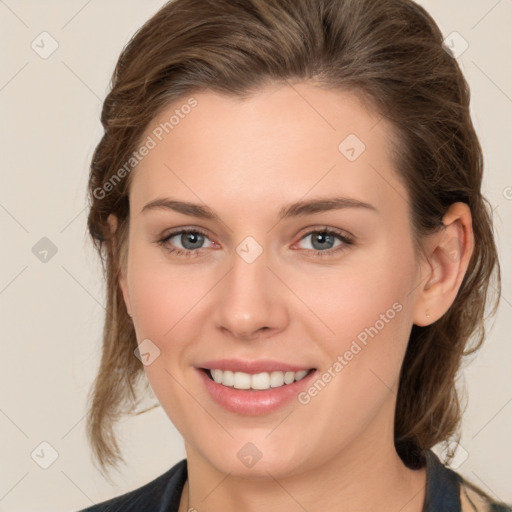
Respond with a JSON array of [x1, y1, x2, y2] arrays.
[[459, 478, 512, 512], [423, 450, 512, 512], [75, 459, 187, 512]]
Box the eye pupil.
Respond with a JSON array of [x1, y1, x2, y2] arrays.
[[182, 232, 204, 249], [312, 232, 335, 250]]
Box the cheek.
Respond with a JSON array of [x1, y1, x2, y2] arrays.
[[125, 247, 209, 434], [284, 254, 416, 458], [127, 243, 213, 343], [299, 246, 415, 348], [125, 243, 218, 412], [298, 245, 417, 399]]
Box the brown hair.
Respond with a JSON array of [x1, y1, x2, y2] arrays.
[[85, 0, 501, 478]]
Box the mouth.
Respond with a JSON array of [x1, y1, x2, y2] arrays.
[[195, 358, 318, 414], [200, 367, 316, 391]]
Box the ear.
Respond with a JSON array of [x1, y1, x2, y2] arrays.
[[412, 202, 474, 326], [107, 214, 133, 318]]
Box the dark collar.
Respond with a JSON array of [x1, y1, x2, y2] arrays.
[[423, 450, 462, 512]]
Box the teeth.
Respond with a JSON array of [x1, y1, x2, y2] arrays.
[[209, 369, 310, 390]]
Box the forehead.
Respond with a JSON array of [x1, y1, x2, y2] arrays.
[[129, 83, 408, 218]]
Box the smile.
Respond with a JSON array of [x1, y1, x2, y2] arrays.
[[207, 368, 313, 390], [197, 362, 318, 415]]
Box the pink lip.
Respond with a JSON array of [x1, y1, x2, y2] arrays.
[[196, 367, 317, 415], [197, 358, 314, 374]]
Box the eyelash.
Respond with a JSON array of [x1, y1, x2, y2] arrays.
[[156, 227, 354, 259]]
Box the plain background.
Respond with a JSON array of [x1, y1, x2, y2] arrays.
[[0, 0, 511, 510]]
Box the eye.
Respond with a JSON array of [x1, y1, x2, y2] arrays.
[[156, 226, 354, 259], [295, 228, 354, 257], [157, 229, 215, 257]]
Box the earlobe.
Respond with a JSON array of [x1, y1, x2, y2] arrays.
[[107, 214, 133, 318], [107, 213, 118, 236], [413, 202, 474, 326]]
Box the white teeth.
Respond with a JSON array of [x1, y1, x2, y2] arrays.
[[295, 370, 308, 381], [270, 371, 285, 388], [221, 370, 234, 387], [251, 372, 270, 390], [284, 371, 295, 384], [233, 371, 251, 389], [208, 369, 311, 390], [211, 369, 223, 384]]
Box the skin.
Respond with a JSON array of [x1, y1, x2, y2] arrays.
[[109, 82, 474, 512]]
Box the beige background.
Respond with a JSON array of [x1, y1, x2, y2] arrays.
[[0, 1, 511, 510]]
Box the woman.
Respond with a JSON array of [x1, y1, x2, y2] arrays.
[[79, 0, 510, 510]]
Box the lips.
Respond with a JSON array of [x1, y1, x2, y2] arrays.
[[195, 359, 318, 415]]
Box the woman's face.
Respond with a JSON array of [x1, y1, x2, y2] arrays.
[[118, 83, 427, 477]]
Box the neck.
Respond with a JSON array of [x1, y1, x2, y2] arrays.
[[179, 430, 426, 512]]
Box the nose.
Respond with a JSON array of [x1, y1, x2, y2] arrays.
[[212, 247, 289, 341]]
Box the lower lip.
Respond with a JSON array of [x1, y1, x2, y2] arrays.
[[197, 368, 317, 415]]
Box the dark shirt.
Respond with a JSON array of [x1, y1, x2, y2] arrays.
[[77, 450, 511, 512]]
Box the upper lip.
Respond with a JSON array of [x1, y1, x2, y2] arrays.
[[197, 359, 315, 374]]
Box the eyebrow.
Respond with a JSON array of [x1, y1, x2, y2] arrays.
[[140, 196, 377, 220]]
